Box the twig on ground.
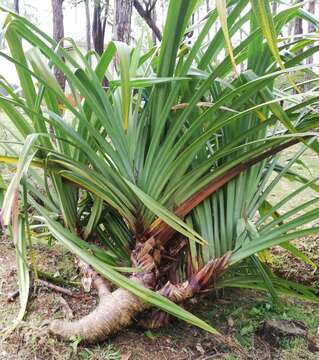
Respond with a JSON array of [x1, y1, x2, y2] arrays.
[[7, 276, 81, 302], [6, 289, 21, 302], [37, 279, 81, 298]]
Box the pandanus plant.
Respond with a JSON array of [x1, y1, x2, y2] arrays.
[[1, 0, 319, 342]]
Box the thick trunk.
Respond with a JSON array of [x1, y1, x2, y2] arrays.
[[84, 0, 91, 52], [51, 0, 65, 91], [113, 0, 133, 44]]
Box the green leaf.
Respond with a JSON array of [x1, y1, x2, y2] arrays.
[[216, 0, 238, 75], [14, 215, 30, 324], [124, 179, 207, 245], [0, 134, 38, 225]]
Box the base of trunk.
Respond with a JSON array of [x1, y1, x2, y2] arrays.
[[49, 285, 147, 343], [49, 252, 231, 343]]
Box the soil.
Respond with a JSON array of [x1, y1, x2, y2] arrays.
[[1, 236, 319, 360]]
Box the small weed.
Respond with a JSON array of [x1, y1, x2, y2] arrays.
[[79, 344, 121, 360], [279, 337, 307, 350], [226, 356, 238, 360], [69, 335, 82, 354]]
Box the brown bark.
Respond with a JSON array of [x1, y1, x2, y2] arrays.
[[51, 0, 66, 91], [133, 0, 162, 42], [113, 0, 133, 44]]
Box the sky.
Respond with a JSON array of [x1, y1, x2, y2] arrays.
[[0, 0, 96, 82], [0, 0, 88, 40]]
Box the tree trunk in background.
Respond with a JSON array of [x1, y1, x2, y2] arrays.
[[206, 0, 210, 40], [113, 0, 133, 44], [102, 1, 109, 40], [14, 0, 19, 13], [272, 1, 277, 15], [307, 0, 315, 65], [51, 0, 66, 91], [161, 0, 165, 31], [151, 1, 157, 44], [133, 0, 162, 42], [287, 0, 294, 37], [92, 0, 104, 55], [288, 22, 293, 37], [305, 0, 315, 89], [84, 0, 91, 52], [294, 0, 303, 41]]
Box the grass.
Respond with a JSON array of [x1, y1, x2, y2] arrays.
[[78, 345, 121, 360], [268, 144, 319, 215], [279, 337, 307, 350], [196, 291, 319, 347]]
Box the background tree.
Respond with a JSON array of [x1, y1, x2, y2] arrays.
[[51, 0, 66, 90], [113, 0, 133, 44], [14, 0, 19, 13], [206, 0, 211, 40], [272, 1, 277, 15], [84, 0, 91, 51], [294, 0, 303, 41], [133, 0, 162, 42], [92, 0, 106, 54], [307, 0, 316, 65]]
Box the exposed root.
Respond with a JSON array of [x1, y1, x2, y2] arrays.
[[49, 276, 148, 342], [49, 254, 152, 342], [49, 250, 232, 343], [58, 296, 74, 319]]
